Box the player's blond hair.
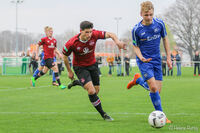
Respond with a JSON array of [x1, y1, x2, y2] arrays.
[[44, 26, 53, 32], [141, 1, 154, 13]]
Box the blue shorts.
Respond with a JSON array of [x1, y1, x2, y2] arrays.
[[137, 61, 163, 81], [40, 59, 45, 66], [40, 57, 56, 66]]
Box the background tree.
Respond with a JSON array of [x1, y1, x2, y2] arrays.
[[160, 24, 176, 53], [163, 0, 200, 61]]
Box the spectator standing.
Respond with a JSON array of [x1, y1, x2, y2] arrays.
[[107, 56, 114, 76], [29, 53, 38, 74], [161, 53, 167, 76], [96, 54, 102, 76], [193, 51, 200, 76], [115, 54, 122, 76], [175, 51, 181, 76], [21, 52, 27, 74], [124, 54, 130, 76]]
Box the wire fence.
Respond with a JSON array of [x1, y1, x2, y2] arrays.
[[0, 56, 200, 75], [0, 58, 200, 67]]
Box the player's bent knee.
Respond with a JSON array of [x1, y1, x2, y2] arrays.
[[51, 66, 58, 72], [95, 87, 100, 94], [150, 86, 158, 92], [96, 89, 99, 94], [38, 66, 44, 71], [87, 88, 96, 95], [84, 82, 96, 95], [43, 67, 49, 74], [42, 70, 47, 74]]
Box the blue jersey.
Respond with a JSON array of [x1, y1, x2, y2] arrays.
[[40, 51, 45, 66], [132, 18, 167, 64], [40, 51, 44, 60]]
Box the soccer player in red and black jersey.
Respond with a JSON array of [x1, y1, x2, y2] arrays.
[[31, 26, 66, 89], [62, 21, 126, 121]]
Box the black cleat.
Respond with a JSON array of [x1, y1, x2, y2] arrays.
[[68, 80, 82, 89], [103, 113, 114, 121]]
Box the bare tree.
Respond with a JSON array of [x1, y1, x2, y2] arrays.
[[55, 29, 77, 51], [163, 0, 200, 61], [0, 31, 15, 53]]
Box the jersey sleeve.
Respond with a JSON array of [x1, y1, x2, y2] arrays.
[[156, 18, 167, 38], [38, 38, 45, 46], [132, 25, 139, 46], [93, 30, 106, 39], [62, 40, 73, 56]]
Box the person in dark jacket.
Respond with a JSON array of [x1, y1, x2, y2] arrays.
[[115, 54, 122, 76], [96, 55, 102, 76], [124, 54, 130, 76], [29, 53, 38, 74], [161, 53, 167, 76], [175, 51, 181, 76], [193, 51, 200, 76]]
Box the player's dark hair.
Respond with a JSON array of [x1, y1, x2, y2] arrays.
[[80, 21, 93, 30]]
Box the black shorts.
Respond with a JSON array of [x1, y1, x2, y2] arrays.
[[44, 58, 55, 69], [73, 63, 100, 86]]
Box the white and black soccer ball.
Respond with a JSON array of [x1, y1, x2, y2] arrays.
[[148, 111, 166, 128]]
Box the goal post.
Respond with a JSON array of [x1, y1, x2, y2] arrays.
[[2, 57, 30, 75]]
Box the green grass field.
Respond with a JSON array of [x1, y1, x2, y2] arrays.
[[0, 67, 199, 133]]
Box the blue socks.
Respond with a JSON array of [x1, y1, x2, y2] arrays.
[[135, 76, 163, 111], [150, 91, 163, 111], [34, 69, 56, 83], [52, 72, 56, 82], [136, 77, 150, 91], [33, 69, 40, 77]]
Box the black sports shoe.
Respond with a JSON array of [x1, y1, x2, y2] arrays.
[[68, 80, 82, 89], [103, 113, 114, 121]]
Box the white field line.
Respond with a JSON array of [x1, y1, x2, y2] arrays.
[[0, 87, 11, 89], [0, 85, 51, 92], [0, 112, 198, 116]]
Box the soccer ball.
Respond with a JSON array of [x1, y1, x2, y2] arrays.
[[148, 111, 166, 128]]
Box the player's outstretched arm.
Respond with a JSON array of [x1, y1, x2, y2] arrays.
[[163, 36, 172, 70], [133, 45, 152, 63], [105, 32, 126, 50], [63, 54, 74, 80]]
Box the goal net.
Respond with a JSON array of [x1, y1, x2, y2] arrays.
[[2, 57, 30, 75]]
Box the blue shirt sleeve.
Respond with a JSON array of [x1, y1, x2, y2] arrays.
[[155, 18, 167, 38], [132, 25, 139, 46], [159, 19, 167, 38]]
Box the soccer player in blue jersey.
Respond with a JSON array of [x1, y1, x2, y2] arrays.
[[127, 1, 172, 123], [33, 50, 59, 86]]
